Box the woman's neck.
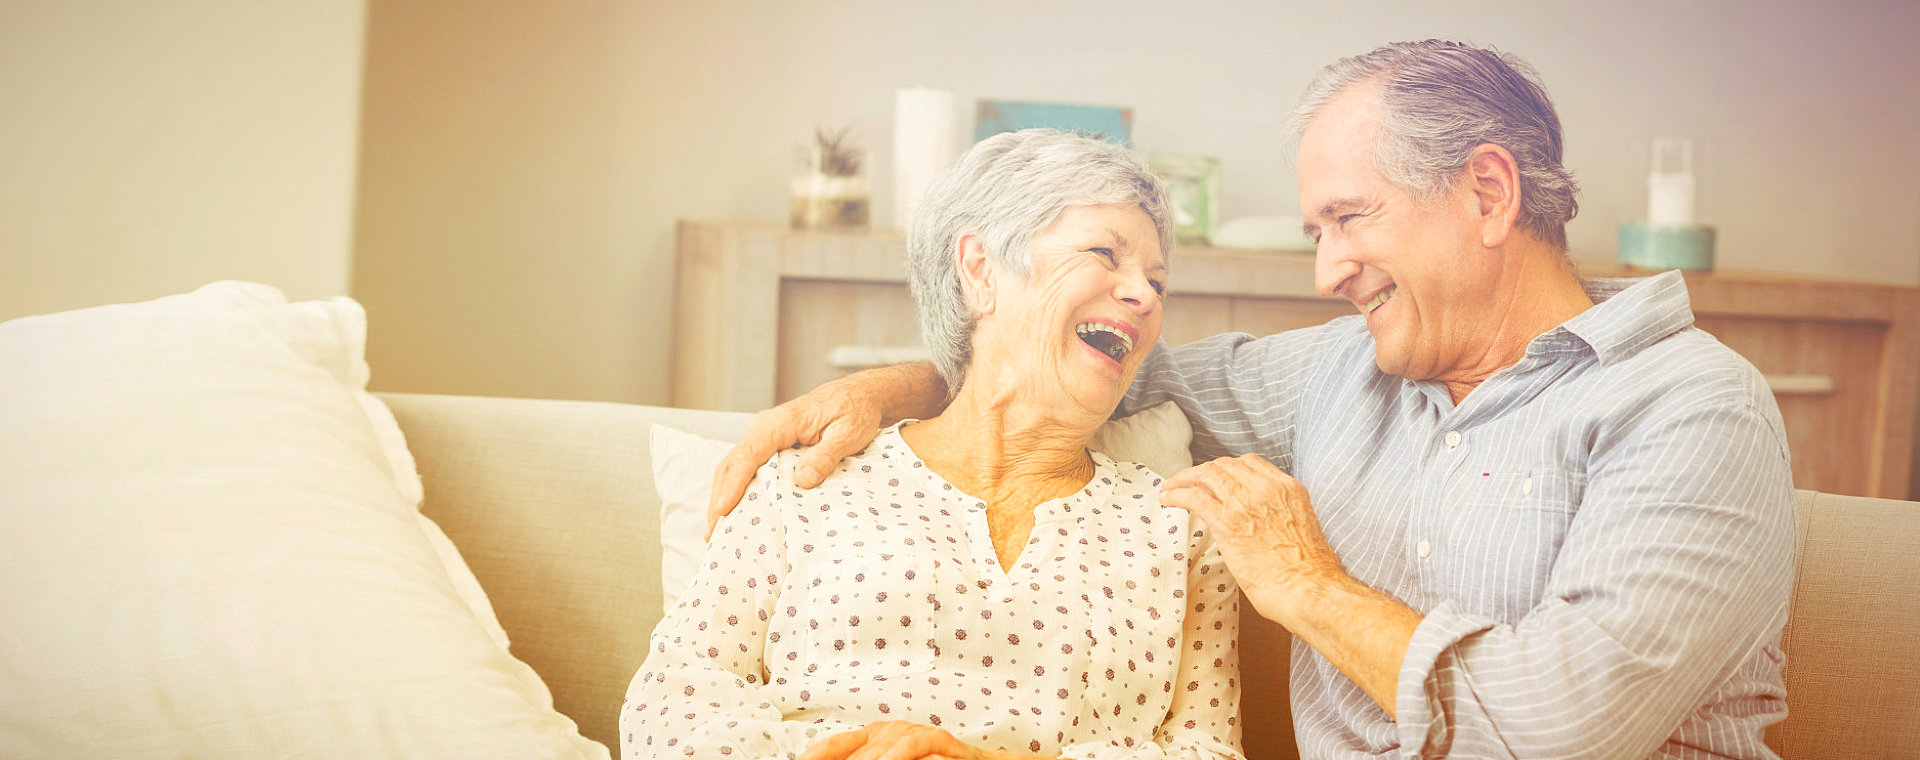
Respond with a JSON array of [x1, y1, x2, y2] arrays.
[[898, 379, 1101, 569]]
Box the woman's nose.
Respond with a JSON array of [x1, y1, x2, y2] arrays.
[[1117, 272, 1160, 315]]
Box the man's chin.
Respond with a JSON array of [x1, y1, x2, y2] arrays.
[[1371, 350, 1411, 380]]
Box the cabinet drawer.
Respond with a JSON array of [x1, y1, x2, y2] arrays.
[[777, 281, 923, 403], [1697, 315, 1889, 495]]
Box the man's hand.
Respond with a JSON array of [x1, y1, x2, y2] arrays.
[[705, 363, 948, 537], [1158, 454, 1345, 623], [796, 721, 1045, 760], [1160, 453, 1421, 717], [705, 380, 882, 537]]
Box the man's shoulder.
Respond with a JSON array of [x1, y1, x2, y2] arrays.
[[1572, 324, 1791, 462], [1169, 314, 1375, 374], [1607, 324, 1774, 407]]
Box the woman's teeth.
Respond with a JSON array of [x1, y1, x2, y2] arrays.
[[1365, 286, 1397, 314], [1075, 322, 1133, 361]]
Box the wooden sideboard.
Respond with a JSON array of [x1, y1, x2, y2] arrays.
[[672, 220, 1920, 500]]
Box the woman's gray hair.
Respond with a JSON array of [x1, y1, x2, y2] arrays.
[[1288, 39, 1580, 249], [907, 128, 1172, 395]]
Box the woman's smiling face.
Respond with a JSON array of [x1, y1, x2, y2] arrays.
[[969, 203, 1166, 417]]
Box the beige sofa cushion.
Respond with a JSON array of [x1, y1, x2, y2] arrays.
[[384, 393, 751, 750], [1767, 490, 1920, 756]]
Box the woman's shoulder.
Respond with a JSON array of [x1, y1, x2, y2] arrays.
[[1088, 455, 1197, 527]]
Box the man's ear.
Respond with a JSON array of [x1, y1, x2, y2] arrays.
[[1464, 143, 1523, 249], [956, 233, 995, 315]]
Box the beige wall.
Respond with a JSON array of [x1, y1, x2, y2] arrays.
[[351, 0, 644, 401], [352, 0, 1920, 405], [0, 0, 368, 320]]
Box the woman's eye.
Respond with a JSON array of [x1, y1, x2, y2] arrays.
[[1338, 213, 1362, 225], [1150, 280, 1166, 295], [1090, 247, 1116, 261]]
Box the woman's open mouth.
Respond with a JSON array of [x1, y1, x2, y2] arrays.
[[1075, 322, 1135, 363]]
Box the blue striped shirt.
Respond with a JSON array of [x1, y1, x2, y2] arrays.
[[1123, 270, 1797, 759]]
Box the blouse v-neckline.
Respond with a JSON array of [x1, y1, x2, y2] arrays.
[[882, 423, 1118, 577]]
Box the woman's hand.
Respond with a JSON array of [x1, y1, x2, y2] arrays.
[[705, 363, 947, 537], [796, 721, 1048, 760]]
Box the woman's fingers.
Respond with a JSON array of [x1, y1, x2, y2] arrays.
[[796, 726, 870, 760]]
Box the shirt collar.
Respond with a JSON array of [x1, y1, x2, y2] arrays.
[[1544, 269, 1695, 366]]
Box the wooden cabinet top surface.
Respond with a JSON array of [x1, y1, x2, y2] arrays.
[[683, 220, 1920, 308]]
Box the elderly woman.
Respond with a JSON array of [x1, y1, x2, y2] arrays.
[[622, 129, 1242, 760]]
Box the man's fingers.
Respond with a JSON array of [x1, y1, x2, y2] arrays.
[[1159, 481, 1223, 519], [796, 416, 876, 488], [705, 450, 759, 537], [703, 404, 813, 536]]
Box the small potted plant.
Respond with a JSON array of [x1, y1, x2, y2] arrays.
[[790, 126, 870, 229]]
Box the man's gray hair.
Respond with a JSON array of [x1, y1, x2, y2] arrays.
[[907, 128, 1172, 394], [1289, 39, 1580, 249]]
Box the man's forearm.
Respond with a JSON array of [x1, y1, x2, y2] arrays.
[[1264, 572, 1421, 719], [863, 361, 948, 425]]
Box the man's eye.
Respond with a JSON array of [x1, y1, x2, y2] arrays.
[[1338, 213, 1362, 225], [1090, 247, 1116, 260], [1150, 280, 1166, 295]]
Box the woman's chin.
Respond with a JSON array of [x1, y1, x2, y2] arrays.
[[1058, 381, 1127, 420]]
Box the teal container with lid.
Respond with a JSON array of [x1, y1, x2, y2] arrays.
[[1618, 223, 1716, 271]]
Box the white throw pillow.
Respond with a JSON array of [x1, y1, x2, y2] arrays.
[[0, 282, 606, 759], [648, 402, 1193, 604], [1087, 400, 1195, 479], [649, 424, 739, 610]]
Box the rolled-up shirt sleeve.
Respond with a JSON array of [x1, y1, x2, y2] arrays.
[[1393, 393, 1797, 759]]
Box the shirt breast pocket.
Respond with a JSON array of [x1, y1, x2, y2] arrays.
[[803, 556, 936, 676], [1434, 469, 1584, 621]]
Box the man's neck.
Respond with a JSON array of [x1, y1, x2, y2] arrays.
[[1437, 246, 1594, 404]]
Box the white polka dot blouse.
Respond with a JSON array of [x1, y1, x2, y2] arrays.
[[621, 424, 1244, 759]]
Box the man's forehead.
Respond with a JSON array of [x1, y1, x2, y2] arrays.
[[1297, 90, 1388, 211]]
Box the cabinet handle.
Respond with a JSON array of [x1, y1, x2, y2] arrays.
[[1763, 374, 1834, 395], [829, 344, 933, 370]]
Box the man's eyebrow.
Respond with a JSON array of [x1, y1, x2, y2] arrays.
[[1313, 197, 1372, 219], [1303, 196, 1373, 237]]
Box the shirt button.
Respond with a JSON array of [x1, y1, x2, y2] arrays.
[[1444, 431, 1462, 449], [1416, 539, 1432, 558]]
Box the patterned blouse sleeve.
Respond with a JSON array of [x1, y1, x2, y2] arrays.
[[1062, 526, 1247, 760], [620, 456, 856, 759]]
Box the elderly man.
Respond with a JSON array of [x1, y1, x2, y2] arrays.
[[708, 40, 1795, 758]]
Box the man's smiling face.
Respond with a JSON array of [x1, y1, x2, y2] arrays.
[[1299, 87, 1499, 382]]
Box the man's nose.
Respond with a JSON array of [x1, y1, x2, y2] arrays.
[[1314, 240, 1359, 298]]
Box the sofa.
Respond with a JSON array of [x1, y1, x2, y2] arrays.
[[3, 277, 1913, 758], [387, 392, 1920, 759]]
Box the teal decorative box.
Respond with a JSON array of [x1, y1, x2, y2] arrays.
[[1618, 223, 1716, 271]]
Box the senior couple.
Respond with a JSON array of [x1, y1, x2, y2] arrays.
[[624, 40, 1796, 760]]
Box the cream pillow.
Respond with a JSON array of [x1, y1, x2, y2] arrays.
[[649, 401, 1193, 604], [1087, 400, 1195, 478], [0, 282, 605, 759]]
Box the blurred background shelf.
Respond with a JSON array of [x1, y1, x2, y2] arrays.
[[673, 220, 1920, 500]]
